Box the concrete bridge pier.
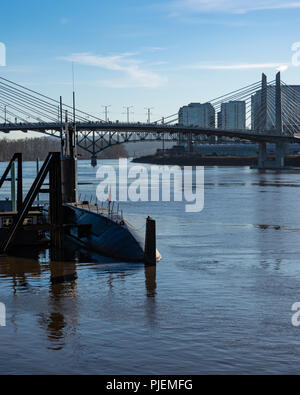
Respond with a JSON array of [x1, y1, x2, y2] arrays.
[[257, 141, 288, 169], [275, 141, 287, 168], [258, 142, 267, 168], [91, 155, 97, 167]]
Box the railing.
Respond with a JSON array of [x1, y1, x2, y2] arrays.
[[75, 195, 124, 225], [0, 152, 62, 253]]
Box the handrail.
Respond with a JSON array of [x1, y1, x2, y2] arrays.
[[0, 153, 18, 189], [0, 153, 23, 211], [1, 152, 61, 253]]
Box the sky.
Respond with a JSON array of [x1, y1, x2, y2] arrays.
[[1, 0, 300, 125]]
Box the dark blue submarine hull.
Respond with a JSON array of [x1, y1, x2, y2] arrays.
[[63, 203, 147, 262]]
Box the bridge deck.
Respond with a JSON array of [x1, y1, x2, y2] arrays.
[[0, 122, 299, 144]]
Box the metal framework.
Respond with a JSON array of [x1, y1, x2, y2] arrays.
[[0, 152, 63, 253], [1, 73, 300, 167]]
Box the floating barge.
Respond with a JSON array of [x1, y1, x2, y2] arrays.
[[0, 205, 46, 247]]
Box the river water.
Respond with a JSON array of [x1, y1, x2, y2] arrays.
[[1, 159, 300, 374]]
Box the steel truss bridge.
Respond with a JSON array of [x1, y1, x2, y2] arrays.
[[0, 72, 300, 168]]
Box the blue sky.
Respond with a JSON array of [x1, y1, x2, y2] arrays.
[[1, 0, 300, 123]]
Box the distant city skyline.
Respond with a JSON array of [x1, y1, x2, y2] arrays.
[[1, 0, 300, 139]]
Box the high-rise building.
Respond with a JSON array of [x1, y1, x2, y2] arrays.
[[178, 103, 215, 128], [218, 101, 246, 130], [251, 85, 300, 131]]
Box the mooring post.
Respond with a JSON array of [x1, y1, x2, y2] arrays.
[[144, 216, 156, 265], [49, 152, 64, 251]]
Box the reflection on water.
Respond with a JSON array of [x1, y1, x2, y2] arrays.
[[38, 312, 67, 351], [44, 259, 78, 351], [145, 265, 156, 298], [0, 242, 157, 355]]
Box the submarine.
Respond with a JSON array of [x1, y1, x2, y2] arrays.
[[46, 116, 161, 264]]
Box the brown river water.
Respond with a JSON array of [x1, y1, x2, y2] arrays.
[[1, 160, 300, 374]]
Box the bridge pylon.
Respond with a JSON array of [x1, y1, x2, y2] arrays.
[[258, 72, 288, 169], [260, 73, 267, 131]]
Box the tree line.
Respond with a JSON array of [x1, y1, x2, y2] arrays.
[[0, 137, 128, 162]]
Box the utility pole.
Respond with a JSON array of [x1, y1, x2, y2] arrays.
[[4, 105, 7, 124], [102, 105, 111, 122], [60, 96, 63, 156], [162, 117, 165, 154], [145, 107, 154, 123], [73, 91, 76, 124], [60, 97, 63, 124], [123, 106, 134, 123]]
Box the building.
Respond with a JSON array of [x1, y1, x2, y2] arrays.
[[251, 85, 300, 132], [218, 101, 246, 130], [178, 103, 215, 128]]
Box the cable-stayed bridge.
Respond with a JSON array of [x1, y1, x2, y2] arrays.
[[0, 72, 300, 168]]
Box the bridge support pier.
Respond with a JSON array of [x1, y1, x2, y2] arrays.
[[275, 142, 287, 168], [258, 142, 267, 168], [91, 155, 97, 167], [257, 141, 288, 169]]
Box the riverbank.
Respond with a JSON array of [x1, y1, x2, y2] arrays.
[[0, 136, 128, 162], [132, 154, 300, 167]]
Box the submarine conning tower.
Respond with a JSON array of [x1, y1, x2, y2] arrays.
[[61, 110, 78, 203]]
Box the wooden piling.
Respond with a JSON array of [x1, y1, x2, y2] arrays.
[[144, 216, 156, 265]]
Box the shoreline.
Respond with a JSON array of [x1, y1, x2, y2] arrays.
[[131, 154, 300, 167]]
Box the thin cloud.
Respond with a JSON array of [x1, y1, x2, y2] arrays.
[[144, 46, 166, 52], [60, 52, 167, 88], [60, 17, 69, 25], [277, 64, 289, 72], [183, 62, 289, 70], [148, 61, 168, 65], [168, 0, 300, 14], [1, 65, 40, 73]]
